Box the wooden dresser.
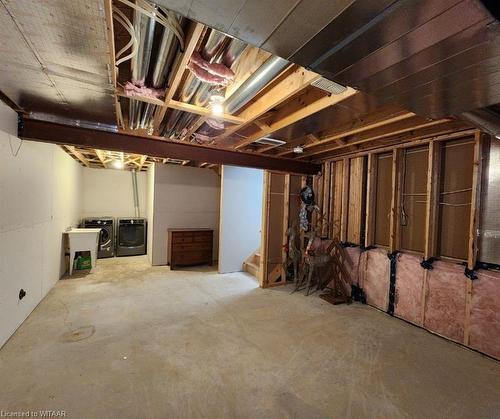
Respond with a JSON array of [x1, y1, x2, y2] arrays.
[[167, 228, 213, 270]]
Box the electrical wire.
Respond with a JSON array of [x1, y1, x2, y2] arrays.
[[117, 0, 184, 50], [113, 6, 136, 60], [112, 7, 138, 67]]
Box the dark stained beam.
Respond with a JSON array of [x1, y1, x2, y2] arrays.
[[18, 117, 320, 175]]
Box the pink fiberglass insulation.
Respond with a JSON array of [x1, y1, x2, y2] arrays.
[[394, 252, 424, 325], [344, 247, 362, 285], [363, 248, 390, 311], [424, 261, 467, 343], [468, 269, 500, 360]]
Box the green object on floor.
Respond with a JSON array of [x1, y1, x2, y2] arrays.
[[75, 255, 92, 270]]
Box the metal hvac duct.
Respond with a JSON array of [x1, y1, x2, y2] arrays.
[[171, 38, 248, 135], [195, 55, 290, 138], [129, 6, 156, 130], [163, 30, 228, 136], [224, 56, 289, 114], [140, 14, 185, 130]]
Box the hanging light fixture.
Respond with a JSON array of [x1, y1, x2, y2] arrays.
[[209, 94, 225, 116]]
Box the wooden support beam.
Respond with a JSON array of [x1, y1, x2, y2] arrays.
[[64, 146, 90, 167], [320, 127, 476, 163], [420, 140, 441, 327], [20, 117, 320, 175], [464, 130, 484, 345], [117, 88, 246, 125], [282, 174, 290, 281], [104, 0, 123, 129], [321, 162, 331, 237], [331, 162, 343, 239], [298, 117, 450, 159], [467, 130, 484, 270], [152, 22, 205, 134], [424, 141, 441, 261], [233, 88, 357, 150], [277, 109, 415, 157], [182, 116, 208, 140], [260, 171, 270, 287], [168, 100, 246, 124], [346, 156, 365, 244], [365, 153, 377, 248], [138, 155, 148, 171], [217, 67, 319, 141], [340, 158, 350, 243], [95, 149, 108, 168], [389, 149, 403, 252]]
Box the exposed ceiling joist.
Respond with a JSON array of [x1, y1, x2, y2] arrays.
[[95, 149, 108, 168], [319, 123, 475, 162], [298, 117, 452, 159], [116, 89, 245, 125], [234, 87, 357, 149], [151, 22, 205, 134], [217, 67, 320, 141], [276, 108, 415, 157], [20, 117, 320, 174], [64, 145, 90, 167]]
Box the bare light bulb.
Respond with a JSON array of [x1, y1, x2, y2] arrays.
[[113, 160, 124, 169]]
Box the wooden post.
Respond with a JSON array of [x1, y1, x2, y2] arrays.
[[467, 130, 483, 270], [421, 140, 441, 326], [332, 161, 343, 239], [282, 174, 291, 281], [464, 130, 484, 345], [322, 162, 331, 237], [389, 149, 402, 253], [365, 153, 377, 248], [340, 158, 350, 243], [259, 171, 270, 288]]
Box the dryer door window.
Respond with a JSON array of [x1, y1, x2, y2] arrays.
[[119, 224, 145, 247]]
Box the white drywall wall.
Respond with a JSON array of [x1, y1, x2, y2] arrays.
[[218, 166, 263, 273], [81, 167, 147, 219], [146, 163, 155, 264], [152, 164, 220, 266], [0, 102, 82, 348]]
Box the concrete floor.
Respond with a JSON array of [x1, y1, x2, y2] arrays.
[[1, 256, 499, 419]]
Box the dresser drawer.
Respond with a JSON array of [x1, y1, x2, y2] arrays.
[[173, 243, 212, 252], [168, 229, 214, 268], [171, 234, 193, 244], [171, 250, 212, 265]]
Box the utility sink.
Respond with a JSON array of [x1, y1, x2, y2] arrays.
[[65, 228, 101, 275]]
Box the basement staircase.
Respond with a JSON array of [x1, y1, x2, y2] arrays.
[[243, 249, 261, 279]]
